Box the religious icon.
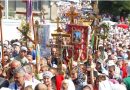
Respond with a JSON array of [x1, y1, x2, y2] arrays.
[[72, 30, 82, 43]]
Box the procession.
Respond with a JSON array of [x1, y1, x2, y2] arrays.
[[0, 0, 130, 90]]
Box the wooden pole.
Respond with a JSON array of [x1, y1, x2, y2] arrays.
[[69, 46, 74, 74], [51, 17, 65, 29], [34, 20, 40, 74], [16, 27, 35, 44], [86, 29, 89, 62], [0, 2, 4, 66], [89, 0, 99, 86]]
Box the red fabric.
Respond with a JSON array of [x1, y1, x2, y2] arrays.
[[117, 24, 128, 29], [56, 75, 64, 90], [121, 63, 127, 79], [94, 86, 98, 90], [66, 24, 88, 61]]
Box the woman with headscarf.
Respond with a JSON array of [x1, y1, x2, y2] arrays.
[[42, 71, 56, 90]]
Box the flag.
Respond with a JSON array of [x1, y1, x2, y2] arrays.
[[26, 0, 34, 40], [36, 44, 40, 61], [26, 0, 32, 22]]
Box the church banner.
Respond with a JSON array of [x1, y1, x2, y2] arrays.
[[66, 24, 88, 61], [38, 25, 50, 57]]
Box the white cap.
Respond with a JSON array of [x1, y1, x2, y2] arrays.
[[107, 60, 115, 66], [13, 42, 21, 46], [20, 46, 27, 52]]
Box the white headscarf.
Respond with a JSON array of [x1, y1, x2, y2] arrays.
[[99, 79, 127, 90], [42, 71, 53, 79], [99, 79, 114, 90], [61, 79, 75, 90]]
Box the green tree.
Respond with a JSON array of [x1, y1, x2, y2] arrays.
[[99, 1, 130, 17]]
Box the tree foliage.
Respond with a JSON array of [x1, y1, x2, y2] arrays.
[[98, 1, 130, 17]]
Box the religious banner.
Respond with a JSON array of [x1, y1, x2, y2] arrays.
[[66, 24, 88, 61], [38, 25, 50, 57]]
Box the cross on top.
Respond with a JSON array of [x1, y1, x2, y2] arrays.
[[56, 17, 61, 29], [52, 17, 65, 30], [66, 6, 79, 24], [41, 8, 47, 17], [40, 7, 48, 23]]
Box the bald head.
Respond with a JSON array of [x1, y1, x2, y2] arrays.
[[10, 60, 21, 69], [51, 48, 57, 56], [35, 83, 47, 90]]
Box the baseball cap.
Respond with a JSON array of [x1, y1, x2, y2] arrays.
[[13, 42, 21, 46], [20, 46, 27, 52]]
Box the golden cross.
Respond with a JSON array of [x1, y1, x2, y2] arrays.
[[51, 17, 65, 30], [66, 6, 79, 24]]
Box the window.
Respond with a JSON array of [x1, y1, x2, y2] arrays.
[[32, 1, 41, 11]]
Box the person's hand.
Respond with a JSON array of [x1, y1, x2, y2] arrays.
[[87, 67, 91, 71], [3, 63, 9, 68], [47, 84, 52, 90], [91, 62, 95, 69]]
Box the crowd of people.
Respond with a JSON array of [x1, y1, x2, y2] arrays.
[[0, 16, 130, 90]]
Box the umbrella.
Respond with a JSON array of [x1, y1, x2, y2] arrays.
[[99, 21, 117, 26], [117, 24, 129, 29]]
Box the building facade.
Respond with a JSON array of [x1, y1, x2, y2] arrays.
[[2, 0, 58, 20]]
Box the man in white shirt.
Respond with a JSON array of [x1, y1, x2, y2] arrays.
[[23, 65, 40, 84], [8, 66, 35, 90]]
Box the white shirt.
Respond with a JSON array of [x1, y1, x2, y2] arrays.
[[8, 81, 36, 90]]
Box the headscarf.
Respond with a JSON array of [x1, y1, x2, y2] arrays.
[[42, 71, 53, 79]]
